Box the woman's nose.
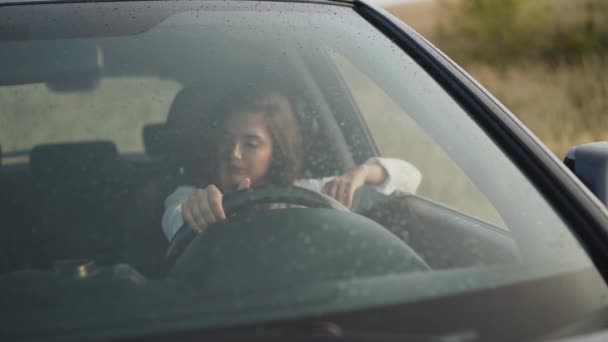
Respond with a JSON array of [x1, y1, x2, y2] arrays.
[[229, 142, 243, 160]]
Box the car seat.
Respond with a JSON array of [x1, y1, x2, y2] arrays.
[[28, 141, 127, 267]]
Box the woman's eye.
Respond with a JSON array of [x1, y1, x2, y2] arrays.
[[246, 139, 260, 148]]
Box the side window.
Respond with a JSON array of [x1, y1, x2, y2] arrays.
[[328, 50, 505, 228]]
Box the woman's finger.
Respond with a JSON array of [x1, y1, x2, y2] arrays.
[[323, 180, 338, 199], [331, 179, 343, 204], [237, 178, 251, 191], [193, 190, 213, 227], [192, 203, 210, 231], [182, 202, 199, 232], [206, 185, 226, 221], [186, 199, 207, 232], [337, 179, 350, 207], [195, 192, 217, 228], [344, 182, 355, 208]]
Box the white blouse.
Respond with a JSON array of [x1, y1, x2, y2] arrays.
[[161, 157, 421, 241]]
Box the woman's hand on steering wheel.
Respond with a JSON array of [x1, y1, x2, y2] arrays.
[[164, 184, 349, 272], [183, 162, 387, 232], [322, 167, 366, 208], [323, 162, 389, 208], [182, 179, 251, 233]]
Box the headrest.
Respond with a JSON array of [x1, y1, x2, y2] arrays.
[[166, 87, 205, 128], [143, 123, 166, 157], [161, 87, 221, 171], [30, 141, 118, 178]]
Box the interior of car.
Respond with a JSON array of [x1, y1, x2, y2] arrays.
[[0, 83, 519, 280]]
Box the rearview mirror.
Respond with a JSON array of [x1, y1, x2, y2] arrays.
[[0, 41, 102, 92], [564, 142, 608, 206]]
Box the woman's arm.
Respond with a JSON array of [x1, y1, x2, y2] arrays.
[[296, 157, 421, 208], [161, 186, 196, 241], [162, 180, 252, 241], [365, 157, 422, 195]]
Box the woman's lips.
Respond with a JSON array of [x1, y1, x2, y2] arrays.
[[228, 165, 246, 175]]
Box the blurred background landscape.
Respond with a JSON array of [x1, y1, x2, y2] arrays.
[[386, 0, 608, 158]]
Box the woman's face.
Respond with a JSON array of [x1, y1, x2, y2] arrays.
[[218, 111, 273, 192]]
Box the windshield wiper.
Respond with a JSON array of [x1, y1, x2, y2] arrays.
[[248, 330, 478, 342], [181, 322, 478, 342]]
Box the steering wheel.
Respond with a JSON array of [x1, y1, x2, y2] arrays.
[[162, 186, 430, 287], [163, 186, 348, 271]]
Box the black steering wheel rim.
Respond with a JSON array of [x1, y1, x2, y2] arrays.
[[162, 186, 347, 273], [222, 185, 348, 215]]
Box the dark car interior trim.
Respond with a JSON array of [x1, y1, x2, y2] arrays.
[[86, 267, 605, 342]]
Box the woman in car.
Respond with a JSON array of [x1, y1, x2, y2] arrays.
[[161, 87, 422, 241]]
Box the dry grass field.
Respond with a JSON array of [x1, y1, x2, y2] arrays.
[[387, 0, 608, 158]]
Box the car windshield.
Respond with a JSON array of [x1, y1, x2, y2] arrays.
[[0, 1, 606, 341]]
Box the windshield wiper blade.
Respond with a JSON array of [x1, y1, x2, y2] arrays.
[[214, 322, 477, 342]]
